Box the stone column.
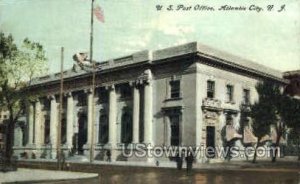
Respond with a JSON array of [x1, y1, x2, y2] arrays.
[[219, 112, 226, 145], [35, 101, 42, 145], [94, 93, 100, 144], [108, 85, 117, 147], [86, 89, 93, 146], [66, 92, 74, 148], [132, 84, 140, 143], [14, 126, 22, 147], [143, 69, 153, 163], [34, 100, 42, 157], [13, 125, 23, 158], [144, 80, 153, 145], [49, 95, 58, 158], [27, 103, 34, 146]]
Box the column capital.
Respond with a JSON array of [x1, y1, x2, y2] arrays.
[[135, 79, 152, 86], [29, 99, 38, 104], [136, 69, 153, 86], [34, 99, 41, 105], [128, 81, 139, 88], [105, 84, 115, 90], [128, 81, 134, 87], [47, 95, 56, 100], [64, 91, 73, 97], [84, 88, 93, 94]]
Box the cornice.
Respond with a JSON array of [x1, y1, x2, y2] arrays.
[[196, 52, 288, 84], [27, 42, 288, 90]]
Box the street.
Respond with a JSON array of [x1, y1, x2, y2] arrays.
[[27, 168, 299, 184]]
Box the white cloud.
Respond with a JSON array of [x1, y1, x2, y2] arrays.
[[149, 13, 195, 37], [126, 32, 152, 48]]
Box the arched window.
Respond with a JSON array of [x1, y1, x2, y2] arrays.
[[121, 111, 133, 144], [99, 113, 108, 144]]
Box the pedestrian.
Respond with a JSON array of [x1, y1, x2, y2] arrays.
[[106, 149, 111, 162], [185, 151, 194, 174], [176, 152, 183, 170]]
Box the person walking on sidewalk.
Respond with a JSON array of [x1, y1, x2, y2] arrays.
[[176, 152, 183, 170], [185, 151, 194, 174], [106, 149, 111, 162]]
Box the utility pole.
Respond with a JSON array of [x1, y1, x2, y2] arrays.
[[57, 47, 64, 170], [89, 0, 96, 163]]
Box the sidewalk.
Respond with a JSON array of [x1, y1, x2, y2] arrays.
[[0, 168, 98, 184], [17, 156, 300, 172]]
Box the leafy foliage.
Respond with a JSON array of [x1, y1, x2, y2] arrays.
[[251, 80, 300, 162], [251, 81, 280, 139], [0, 32, 48, 161]]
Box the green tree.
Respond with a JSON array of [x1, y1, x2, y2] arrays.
[[251, 81, 300, 162], [0, 32, 47, 167], [250, 81, 279, 163], [277, 96, 300, 161]]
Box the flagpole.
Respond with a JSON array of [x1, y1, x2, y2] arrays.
[[89, 0, 95, 163], [57, 47, 64, 170]]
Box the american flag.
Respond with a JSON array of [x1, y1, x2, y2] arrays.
[[93, 5, 104, 23]]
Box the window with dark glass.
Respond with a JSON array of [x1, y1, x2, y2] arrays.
[[22, 125, 27, 146], [43, 99, 50, 110], [77, 93, 87, 106], [98, 114, 108, 144], [61, 118, 66, 144], [120, 84, 132, 99], [170, 80, 180, 98], [207, 81, 215, 98], [169, 114, 180, 146], [44, 119, 50, 144], [243, 89, 250, 104], [121, 112, 133, 143], [98, 88, 108, 103], [226, 85, 234, 102]]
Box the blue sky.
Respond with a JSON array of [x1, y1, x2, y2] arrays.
[[0, 0, 299, 74]]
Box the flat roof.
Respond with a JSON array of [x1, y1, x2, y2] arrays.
[[31, 42, 285, 86]]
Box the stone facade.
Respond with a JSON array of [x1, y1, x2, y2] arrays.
[[13, 42, 287, 163]]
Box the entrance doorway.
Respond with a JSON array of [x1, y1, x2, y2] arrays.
[[206, 126, 215, 158], [76, 114, 87, 155]]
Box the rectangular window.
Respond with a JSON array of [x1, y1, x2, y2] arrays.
[[99, 113, 108, 144], [77, 93, 87, 106], [61, 119, 66, 144], [44, 119, 50, 144], [243, 89, 250, 105], [169, 114, 180, 146], [120, 84, 132, 99], [206, 126, 215, 158], [43, 99, 50, 110], [207, 81, 215, 98], [226, 85, 234, 102], [98, 88, 108, 103], [170, 80, 180, 98]]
